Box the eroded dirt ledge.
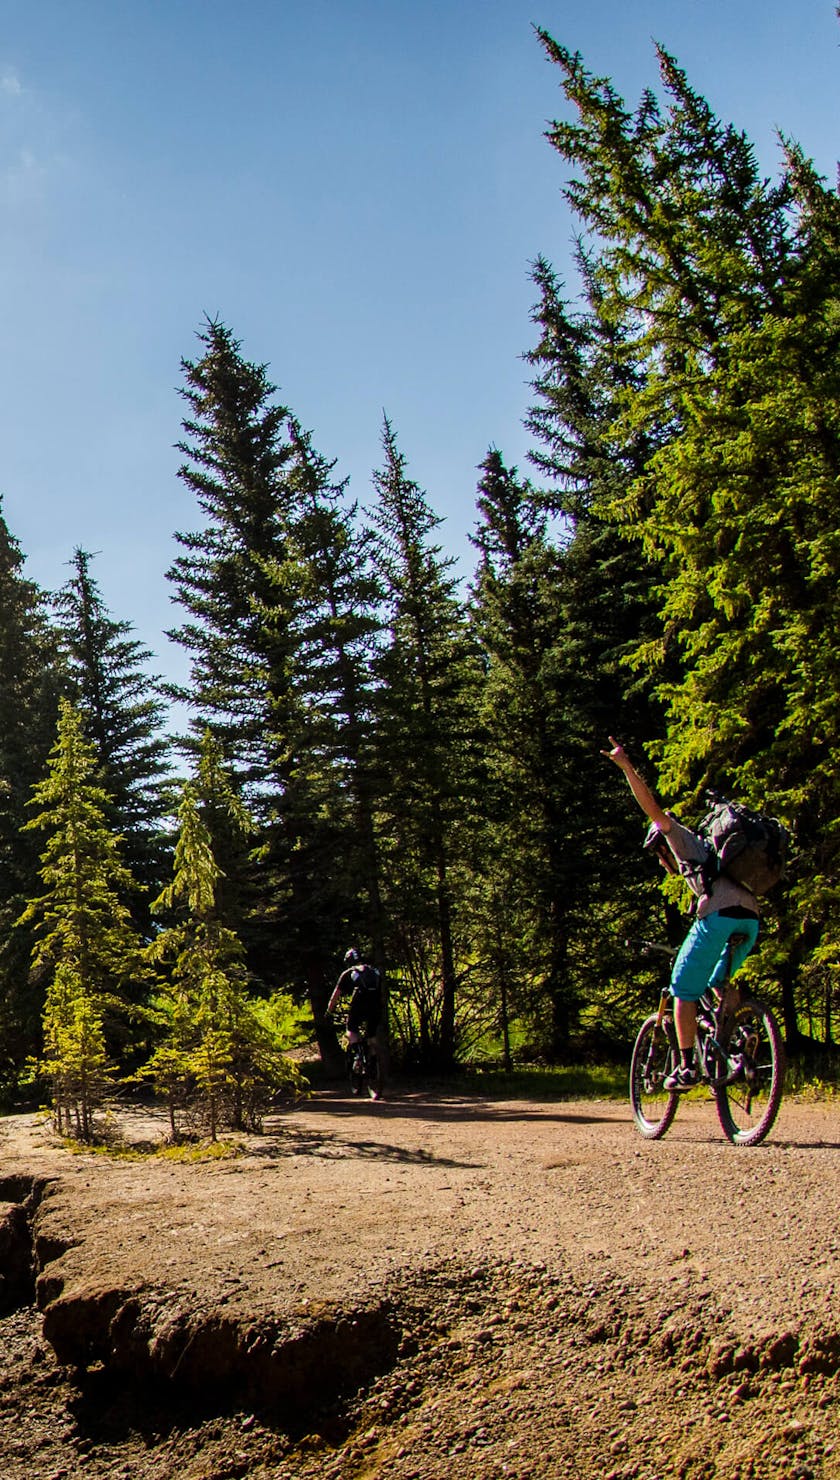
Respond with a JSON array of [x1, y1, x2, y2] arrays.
[[0, 1092, 839, 1477]]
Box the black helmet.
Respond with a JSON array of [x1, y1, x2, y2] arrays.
[[343, 947, 359, 965]]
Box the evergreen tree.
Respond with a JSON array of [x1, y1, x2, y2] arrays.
[[41, 961, 112, 1140], [170, 319, 386, 1072], [536, 30, 840, 1043], [168, 319, 320, 1004], [168, 317, 297, 779], [469, 451, 662, 1055], [0, 503, 63, 1093], [20, 699, 143, 1135], [145, 735, 304, 1139], [522, 260, 675, 1044], [369, 417, 482, 1068], [284, 418, 386, 968], [52, 547, 172, 913]]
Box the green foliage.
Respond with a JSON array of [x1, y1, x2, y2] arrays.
[[145, 737, 305, 1139], [0, 504, 64, 1095], [41, 962, 113, 1140], [369, 416, 484, 1068], [20, 699, 142, 1137], [169, 320, 385, 1073], [536, 29, 840, 1047], [52, 547, 173, 912], [20, 700, 142, 987]]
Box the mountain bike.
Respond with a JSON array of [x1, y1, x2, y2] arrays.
[[333, 1017, 383, 1101], [628, 935, 785, 1146]]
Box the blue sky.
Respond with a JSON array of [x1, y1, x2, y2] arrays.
[[0, 0, 837, 691]]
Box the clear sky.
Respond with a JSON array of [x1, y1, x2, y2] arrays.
[[1, 0, 837, 691]]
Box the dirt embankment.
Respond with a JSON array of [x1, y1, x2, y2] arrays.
[[0, 1090, 839, 1478]]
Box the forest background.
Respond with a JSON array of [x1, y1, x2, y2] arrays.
[[1, 5, 840, 1115]]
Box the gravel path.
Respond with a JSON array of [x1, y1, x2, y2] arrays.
[[0, 1088, 837, 1477]]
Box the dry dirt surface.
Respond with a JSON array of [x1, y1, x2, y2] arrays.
[[0, 1085, 839, 1479]]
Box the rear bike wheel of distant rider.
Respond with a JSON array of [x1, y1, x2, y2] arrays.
[[349, 1048, 365, 1097], [366, 1047, 383, 1100], [629, 1012, 679, 1139], [715, 997, 785, 1147]]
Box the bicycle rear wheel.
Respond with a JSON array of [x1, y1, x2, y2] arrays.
[[366, 1048, 383, 1100], [349, 1047, 365, 1097], [629, 1012, 679, 1139], [714, 997, 784, 1146]]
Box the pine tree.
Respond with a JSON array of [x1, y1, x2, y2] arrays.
[[535, 30, 840, 1043], [41, 962, 112, 1140], [522, 260, 674, 1044], [52, 547, 172, 913], [369, 417, 482, 1068], [284, 418, 386, 966], [20, 699, 143, 1136], [170, 320, 388, 1072], [168, 317, 297, 780], [0, 504, 64, 1093], [145, 735, 304, 1140]]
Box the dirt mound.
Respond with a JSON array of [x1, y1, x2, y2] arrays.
[[0, 1090, 838, 1477]]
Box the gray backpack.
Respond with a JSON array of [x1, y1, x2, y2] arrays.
[[697, 794, 789, 896]]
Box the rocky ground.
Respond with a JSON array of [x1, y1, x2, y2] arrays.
[[0, 1085, 838, 1478]]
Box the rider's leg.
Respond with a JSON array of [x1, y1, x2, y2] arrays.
[[667, 914, 760, 1085], [673, 998, 697, 1052], [708, 920, 759, 990]]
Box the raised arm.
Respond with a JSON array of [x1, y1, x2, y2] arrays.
[[601, 736, 671, 830]]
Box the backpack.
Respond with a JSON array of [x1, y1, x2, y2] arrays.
[[697, 794, 789, 896], [350, 963, 380, 999]]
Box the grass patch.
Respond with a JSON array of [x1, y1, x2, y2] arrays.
[[61, 1135, 243, 1162], [455, 1062, 628, 1101]]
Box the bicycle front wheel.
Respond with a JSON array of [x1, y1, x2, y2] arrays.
[[714, 997, 784, 1147], [629, 1012, 679, 1139]]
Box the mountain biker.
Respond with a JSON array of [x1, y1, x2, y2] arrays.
[[326, 948, 383, 1064], [602, 737, 759, 1090]]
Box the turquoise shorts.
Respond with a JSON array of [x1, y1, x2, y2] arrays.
[[670, 912, 759, 1002]]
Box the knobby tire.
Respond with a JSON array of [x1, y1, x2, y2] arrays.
[[629, 1012, 679, 1140], [713, 996, 784, 1146]]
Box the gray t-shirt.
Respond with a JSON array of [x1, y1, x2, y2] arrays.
[[662, 817, 759, 920]]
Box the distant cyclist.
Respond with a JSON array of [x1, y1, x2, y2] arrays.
[[327, 948, 383, 1065], [602, 737, 759, 1090]]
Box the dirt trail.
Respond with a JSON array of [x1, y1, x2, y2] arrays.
[[0, 1089, 838, 1478]]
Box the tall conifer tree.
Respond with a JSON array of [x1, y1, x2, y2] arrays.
[[169, 320, 376, 1066], [20, 700, 144, 1130], [369, 418, 481, 1068], [52, 547, 172, 913], [0, 504, 63, 1091], [535, 30, 840, 1041]]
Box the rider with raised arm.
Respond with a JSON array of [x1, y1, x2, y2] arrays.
[[602, 738, 760, 1089]]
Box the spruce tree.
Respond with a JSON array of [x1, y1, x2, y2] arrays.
[[170, 319, 386, 1072], [523, 260, 674, 1043], [285, 417, 386, 966], [369, 417, 482, 1068], [145, 735, 303, 1139], [20, 699, 143, 1135], [535, 30, 840, 1043], [52, 547, 172, 913], [0, 504, 63, 1093]]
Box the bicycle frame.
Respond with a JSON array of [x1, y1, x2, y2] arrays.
[[629, 933, 784, 1146]]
